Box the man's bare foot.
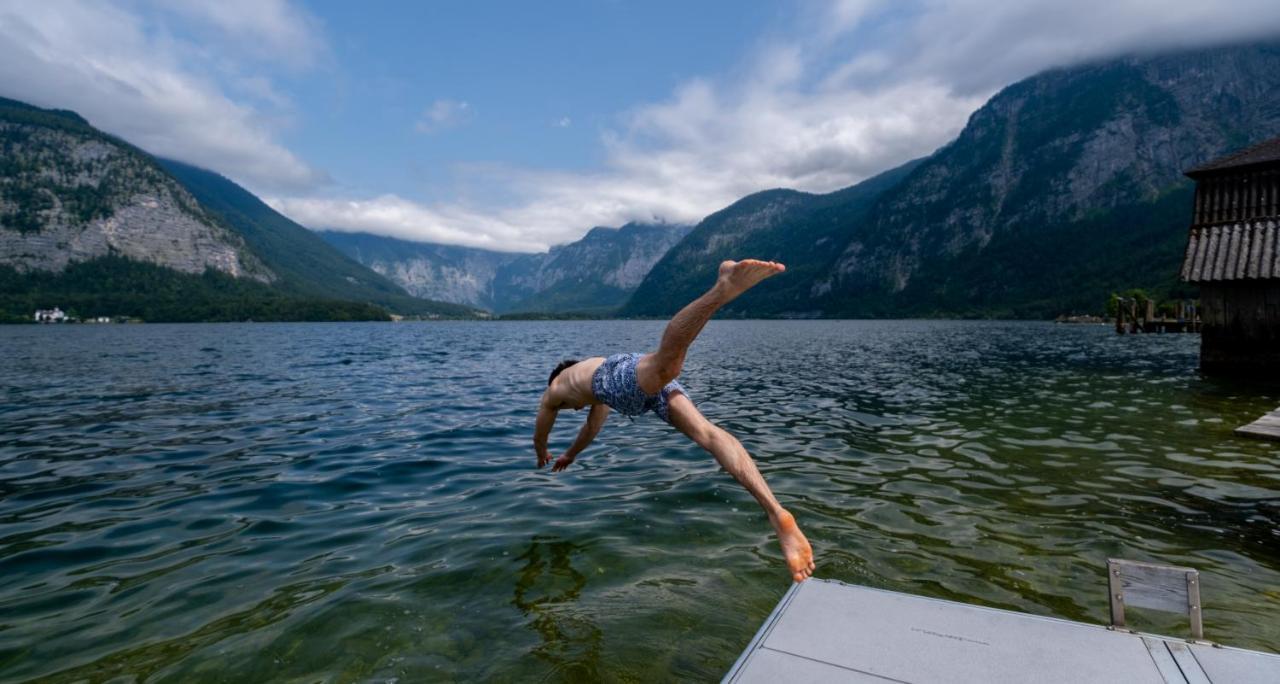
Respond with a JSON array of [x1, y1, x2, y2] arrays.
[[772, 509, 815, 582], [716, 259, 785, 301]]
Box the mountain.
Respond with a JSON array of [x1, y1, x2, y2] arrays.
[[496, 222, 693, 313], [816, 42, 1280, 318], [158, 160, 474, 317], [623, 42, 1280, 319], [621, 161, 921, 317], [317, 231, 525, 310], [323, 222, 691, 314], [0, 95, 476, 321], [0, 97, 268, 281]]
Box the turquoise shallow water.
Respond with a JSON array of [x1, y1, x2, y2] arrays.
[[1, 320, 1278, 681]]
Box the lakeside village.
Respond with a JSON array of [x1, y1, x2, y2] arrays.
[[29, 306, 427, 324], [32, 297, 1194, 328], [32, 307, 136, 324]]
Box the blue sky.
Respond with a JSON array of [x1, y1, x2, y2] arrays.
[[2, 1, 1280, 252], [287, 2, 788, 199]]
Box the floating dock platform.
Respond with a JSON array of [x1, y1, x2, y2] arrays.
[[724, 579, 1280, 683], [1236, 405, 1280, 441]]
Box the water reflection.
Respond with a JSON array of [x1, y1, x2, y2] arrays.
[[512, 536, 602, 680]]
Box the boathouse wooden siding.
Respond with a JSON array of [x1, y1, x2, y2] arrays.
[[1181, 136, 1280, 377]]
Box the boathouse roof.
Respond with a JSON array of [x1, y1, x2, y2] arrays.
[[1186, 135, 1280, 178], [1181, 136, 1280, 283], [1182, 220, 1280, 282]]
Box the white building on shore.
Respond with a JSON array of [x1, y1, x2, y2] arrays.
[[33, 307, 67, 323]]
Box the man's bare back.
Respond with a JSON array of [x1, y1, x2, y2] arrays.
[[532, 259, 816, 582], [543, 357, 603, 411]]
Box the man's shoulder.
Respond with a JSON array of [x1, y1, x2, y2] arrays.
[[569, 357, 605, 379], [548, 357, 604, 395]]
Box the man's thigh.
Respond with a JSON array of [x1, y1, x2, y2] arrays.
[[664, 391, 711, 444], [634, 353, 665, 395]]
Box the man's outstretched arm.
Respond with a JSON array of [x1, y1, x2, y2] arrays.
[[533, 397, 559, 468], [552, 404, 609, 472]]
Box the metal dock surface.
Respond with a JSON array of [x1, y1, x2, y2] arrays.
[[1236, 405, 1280, 441], [724, 579, 1280, 683]]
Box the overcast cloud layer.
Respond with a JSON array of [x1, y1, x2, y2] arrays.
[[3, 1, 1280, 251]]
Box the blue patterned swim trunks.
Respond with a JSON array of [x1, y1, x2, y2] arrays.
[[591, 352, 687, 424]]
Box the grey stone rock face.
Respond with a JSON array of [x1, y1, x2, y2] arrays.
[[324, 223, 690, 313], [369, 247, 520, 309], [0, 123, 269, 280], [497, 224, 692, 295], [317, 232, 523, 309]]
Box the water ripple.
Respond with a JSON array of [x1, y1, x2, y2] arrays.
[[1, 320, 1277, 681]]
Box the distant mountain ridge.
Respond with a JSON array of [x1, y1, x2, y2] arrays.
[[317, 232, 524, 311], [323, 221, 691, 314], [623, 41, 1280, 318]]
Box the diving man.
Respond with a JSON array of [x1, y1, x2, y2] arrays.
[[533, 259, 815, 582]]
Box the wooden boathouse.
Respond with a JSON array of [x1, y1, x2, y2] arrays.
[[1181, 135, 1280, 377]]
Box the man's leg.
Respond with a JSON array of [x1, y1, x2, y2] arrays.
[[636, 259, 784, 394], [666, 392, 815, 582]]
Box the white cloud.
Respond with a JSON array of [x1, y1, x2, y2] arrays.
[[277, 28, 987, 251], [825, 0, 886, 34], [555, 116, 572, 128], [0, 0, 325, 192], [151, 0, 324, 69], [830, 0, 1280, 95], [278, 71, 983, 252], [268, 194, 563, 253], [414, 99, 472, 134]]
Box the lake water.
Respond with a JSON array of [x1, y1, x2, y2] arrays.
[[2, 320, 1278, 681]]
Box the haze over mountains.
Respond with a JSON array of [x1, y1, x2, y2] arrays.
[[321, 222, 690, 314], [2, 42, 1280, 321]]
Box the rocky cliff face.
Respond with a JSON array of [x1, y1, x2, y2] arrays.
[[494, 222, 692, 312], [323, 222, 690, 313], [0, 101, 268, 281], [823, 43, 1280, 307], [318, 231, 522, 309]]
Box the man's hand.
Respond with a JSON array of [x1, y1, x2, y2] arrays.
[[551, 453, 576, 472], [537, 449, 552, 468]]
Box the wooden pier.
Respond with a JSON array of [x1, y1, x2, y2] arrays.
[[1115, 298, 1201, 335], [1236, 405, 1280, 441], [725, 579, 1280, 683]]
